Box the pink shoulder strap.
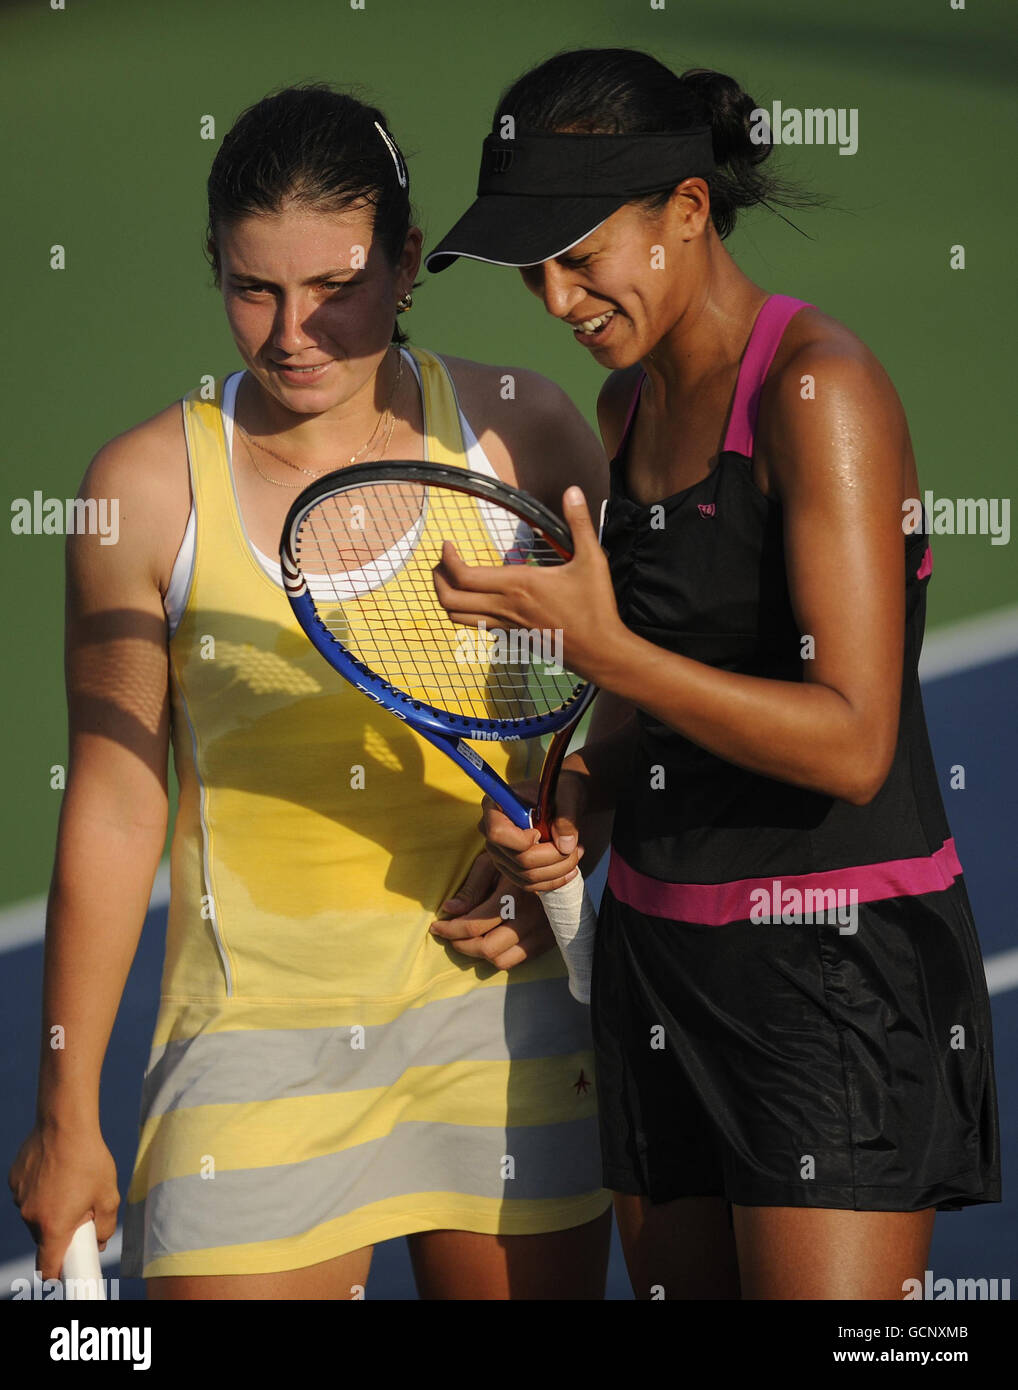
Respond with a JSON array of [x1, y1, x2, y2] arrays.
[[721, 295, 811, 457]]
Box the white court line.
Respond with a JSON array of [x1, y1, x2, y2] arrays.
[[985, 949, 1018, 997], [0, 604, 1015, 960], [2, 850, 1015, 994], [1, 1227, 123, 1299], [0, 862, 170, 955], [918, 601, 1018, 680]]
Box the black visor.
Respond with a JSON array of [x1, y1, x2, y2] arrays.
[[425, 129, 715, 273]]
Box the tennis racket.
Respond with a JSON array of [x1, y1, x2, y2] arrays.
[[58, 1219, 105, 1299], [280, 461, 598, 1003]]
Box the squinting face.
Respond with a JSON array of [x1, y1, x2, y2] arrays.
[[517, 193, 699, 369], [217, 202, 419, 413]]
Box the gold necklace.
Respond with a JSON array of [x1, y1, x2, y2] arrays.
[[238, 350, 404, 487], [240, 434, 312, 489], [241, 405, 397, 487]]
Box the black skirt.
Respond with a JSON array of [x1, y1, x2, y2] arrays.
[[592, 874, 1001, 1212]]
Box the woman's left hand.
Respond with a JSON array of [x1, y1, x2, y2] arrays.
[[429, 851, 557, 970], [433, 486, 623, 683]]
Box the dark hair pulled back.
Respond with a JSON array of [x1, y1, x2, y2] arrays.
[[496, 48, 813, 239], [205, 83, 414, 343]]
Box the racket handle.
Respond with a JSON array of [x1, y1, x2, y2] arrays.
[[539, 872, 597, 1005], [61, 1220, 106, 1299]]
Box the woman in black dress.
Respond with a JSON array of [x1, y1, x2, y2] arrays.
[[428, 48, 1000, 1299]]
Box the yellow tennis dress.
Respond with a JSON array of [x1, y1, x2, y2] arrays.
[[121, 347, 609, 1279]]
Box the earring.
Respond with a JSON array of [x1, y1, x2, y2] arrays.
[[397, 292, 413, 314]]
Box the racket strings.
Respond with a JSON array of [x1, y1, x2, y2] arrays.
[[295, 482, 582, 721]]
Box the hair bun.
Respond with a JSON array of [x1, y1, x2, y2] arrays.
[[679, 67, 769, 168], [493, 48, 816, 242]]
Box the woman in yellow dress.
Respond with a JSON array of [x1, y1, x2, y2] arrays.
[[9, 84, 611, 1299]]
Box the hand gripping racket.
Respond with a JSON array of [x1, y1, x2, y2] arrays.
[[280, 461, 598, 1002]]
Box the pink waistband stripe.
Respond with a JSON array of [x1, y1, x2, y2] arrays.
[[607, 838, 963, 925]]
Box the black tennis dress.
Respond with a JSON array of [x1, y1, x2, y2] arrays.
[[593, 294, 1001, 1212]]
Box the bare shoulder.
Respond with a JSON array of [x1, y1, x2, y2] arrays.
[[765, 307, 906, 429], [759, 307, 909, 492], [596, 365, 644, 460], [440, 354, 567, 409], [84, 400, 188, 498], [76, 399, 191, 596], [439, 354, 589, 442], [438, 354, 608, 517]]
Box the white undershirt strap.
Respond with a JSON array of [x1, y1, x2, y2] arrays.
[[164, 350, 499, 636]]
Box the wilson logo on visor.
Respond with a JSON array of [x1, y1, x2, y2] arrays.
[[487, 147, 515, 175]]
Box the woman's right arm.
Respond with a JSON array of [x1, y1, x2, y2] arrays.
[[9, 425, 178, 1280]]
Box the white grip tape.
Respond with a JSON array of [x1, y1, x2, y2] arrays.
[[61, 1220, 105, 1299], [539, 872, 597, 1005]]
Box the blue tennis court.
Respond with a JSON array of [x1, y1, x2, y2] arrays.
[[2, 625, 1014, 1299]]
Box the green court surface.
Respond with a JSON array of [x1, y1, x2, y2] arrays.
[[1, 0, 1014, 904]]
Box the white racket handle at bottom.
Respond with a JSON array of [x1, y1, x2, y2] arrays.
[[539, 871, 597, 1005], [61, 1220, 106, 1298]]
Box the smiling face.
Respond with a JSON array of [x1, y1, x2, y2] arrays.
[[517, 178, 711, 369], [216, 201, 421, 415]]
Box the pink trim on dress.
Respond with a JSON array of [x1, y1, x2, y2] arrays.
[[721, 295, 812, 458], [917, 545, 933, 581], [607, 837, 963, 925], [615, 294, 811, 466]]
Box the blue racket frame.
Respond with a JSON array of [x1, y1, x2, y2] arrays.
[[281, 462, 597, 833]]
